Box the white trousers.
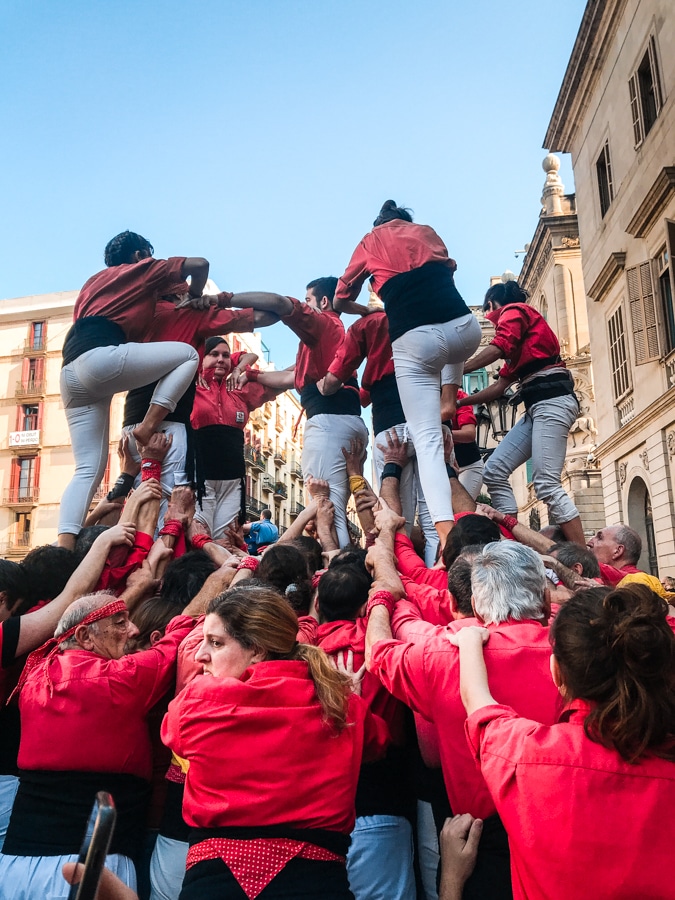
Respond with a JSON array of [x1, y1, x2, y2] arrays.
[[59, 342, 198, 536], [194, 479, 242, 539], [302, 414, 369, 548], [392, 315, 481, 525], [122, 421, 189, 531], [458, 458, 485, 500], [0, 852, 136, 900]]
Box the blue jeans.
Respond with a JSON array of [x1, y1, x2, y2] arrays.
[[483, 393, 580, 524], [346, 815, 415, 900]]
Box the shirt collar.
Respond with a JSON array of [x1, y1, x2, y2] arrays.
[[558, 698, 593, 724]]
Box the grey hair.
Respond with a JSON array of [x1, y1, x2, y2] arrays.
[[614, 525, 642, 565], [55, 591, 117, 649], [471, 542, 546, 625]]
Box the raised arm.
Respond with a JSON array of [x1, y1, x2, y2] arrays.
[[457, 376, 510, 408], [182, 257, 210, 298], [462, 344, 503, 375], [229, 291, 294, 317]]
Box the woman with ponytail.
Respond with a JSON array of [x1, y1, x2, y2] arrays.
[[449, 583, 675, 899], [334, 201, 482, 549], [161, 586, 389, 899], [461, 279, 585, 545]]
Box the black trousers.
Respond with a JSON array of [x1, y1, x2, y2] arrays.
[[179, 857, 355, 900]]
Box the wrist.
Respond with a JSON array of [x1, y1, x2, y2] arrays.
[[237, 555, 260, 571], [366, 590, 397, 617], [382, 463, 403, 481], [141, 459, 162, 481], [501, 513, 518, 531], [245, 365, 259, 382], [217, 291, 234, 309]]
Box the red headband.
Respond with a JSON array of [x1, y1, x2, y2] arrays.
[[10, 599, 128, 702]]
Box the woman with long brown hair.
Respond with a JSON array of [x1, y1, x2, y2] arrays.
[[450, 583, 675, 900], [161, 586, 389, 899]]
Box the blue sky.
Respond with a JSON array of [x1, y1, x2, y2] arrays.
[[1, 0, 585, 369]]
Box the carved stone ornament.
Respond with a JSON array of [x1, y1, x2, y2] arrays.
[[639, 450, 649, 471], [618, 462, 627, 485], [561, 235, 580, 248], [668, 431, 675, 459]]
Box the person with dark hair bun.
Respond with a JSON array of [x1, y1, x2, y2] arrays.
[[450, 583, 675, 900], [58, 232, 213, 548], [255, 543, 313, 615], [461, 278, 585, 546], [334, 201, 481, 550]]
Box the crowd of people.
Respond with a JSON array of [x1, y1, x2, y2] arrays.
[[1, 202, 674, 900]]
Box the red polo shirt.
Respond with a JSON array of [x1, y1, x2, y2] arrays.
[[467, 701, 675, 899], [74, 256, 188, 342], [453, 390, 477, 429], [144, 301, 255, 356], [399, 578, 456, 626], [598, 562, 642, 587], [18, 615, 194, 780], [191, 368, 274, 431], [394, 533, 448, 591], [162, 659, 390, 833], [328, 312, 394, 390], [282, 298, 350, 391], [335, 220, 454, 303], [368, 617, 562, 820], [486, 304, 563, 381]]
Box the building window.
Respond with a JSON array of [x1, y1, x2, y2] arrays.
[[629, 36, 664, 147], [626, 262, 660, 364], [463, 369, 488, 395], [539, 294, 548, 321], [20, 405, 39, 431], [607, 305, 631, 399], [29, 321, 45, 351], [596, 141, 614, 217], [657, 222, 675, 354]]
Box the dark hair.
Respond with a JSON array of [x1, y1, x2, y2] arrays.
[[446, 545, 485, 617], [204, 336, 229, 355], [261, 508, 272, 520], [483, 280, 529, 312], [306, 277, 338, 307], [256, 544, 312, 614], [373, 200, 413, 227], [128, 596, 182, 652], [287, 537, 324, 574], [328, 547, 370, 578], [442, 515, 501, 569], [551, 542, 601, 579], [160, 551, 217, 609], [104, 231, 154, 267], [208, 586, 352, 729], [21, 545, 78, 606], [318, 565, 371, 623], [539, 524, 566, 543], [614, 525, 642, 565], [73, 526, 109, 564], [0, 560, 30, 616], [551, 584, 675, 762]]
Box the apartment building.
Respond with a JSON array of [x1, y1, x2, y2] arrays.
[[545, 0, 675, 574], [0, 291, 305, 556]]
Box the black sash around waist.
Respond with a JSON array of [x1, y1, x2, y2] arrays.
[[159, 779, 189, 843], [2, 769, 151, 859], [454, 440, 482, 467], [379, 261, 470, 343], [62, 317, 127, 366], [514, 353, 562, 381], [189, 825, 351, 858], [301, 378, 361, 419], [124, 379, 197, 428], [517, 371, 576, 413], [369, 373, 406, 436], [195, 424, 246, 481]]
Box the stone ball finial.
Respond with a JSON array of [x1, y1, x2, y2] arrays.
[[501, 270, 517, 283], [542, 153, 560, 174]]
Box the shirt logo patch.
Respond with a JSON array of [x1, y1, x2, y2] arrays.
[[235, 411, 245, 424]]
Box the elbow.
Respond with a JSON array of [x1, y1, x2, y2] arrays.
[[332, 294, 348, 313]]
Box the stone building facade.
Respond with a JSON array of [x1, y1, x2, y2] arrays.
[[545, 0, 675, 574], [0, 290, 305, 556]]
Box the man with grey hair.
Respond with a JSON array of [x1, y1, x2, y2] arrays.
[[365, 536, 561, 900], [587, 524, 642, 586], [0, 582, 208, 898]]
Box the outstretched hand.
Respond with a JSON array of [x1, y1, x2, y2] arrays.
[[334, 649, 367, 696], [341, 438, 366, 476], [376, 429, 410, 468], [373, 496, 406, 534]]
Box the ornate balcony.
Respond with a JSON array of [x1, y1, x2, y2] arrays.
[[261, 474, 274, 493], [274, 482, 288, 500], [290, 460, 302, 480], [244, 445, 265, 471], [3, 488, 39, 506], [273, 448, 287, 466], [246, 495, 267, 518], [23, 337, 46, 355], [15, 380, 45, 399], [289, 502, 305, 518]]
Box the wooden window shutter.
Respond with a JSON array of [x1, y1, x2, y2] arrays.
[[628, 74, 643, 147], [627, 263, 660, 363]]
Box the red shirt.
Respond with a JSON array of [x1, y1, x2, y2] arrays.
[[486, 304, 564, 382], [598, 562, 641, 587], [74, 256, 187, 342], [190, 368, 274, 431], [282, 298, 350, 391], [328, 312, 394, 390], [368, 617, 562, 820], [399, 578, 456, 627], [144, 301, 255, 355], [394, 533, 448, 591], [161, 659, 390, 833], [335, 220, 454, 303], [298, 616, 403, 745], [18, 615, 194, 780], [452, 390, 477, 429], [467, 702, 675, 899]]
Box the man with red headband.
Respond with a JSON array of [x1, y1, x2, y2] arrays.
[[0, 588, 207, 899]]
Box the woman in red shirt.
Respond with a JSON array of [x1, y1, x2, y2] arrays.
[[334, 201, 482, 548], [190, 337, 278, 540], [162, 586, 389, 899], [451, 583, 675, 900], [461, 279, 584, 545], [59, 231, 213, 548]]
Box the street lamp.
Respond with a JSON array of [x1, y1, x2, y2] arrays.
[[486, 388, 519, 442], [474, 404, 493, 459]]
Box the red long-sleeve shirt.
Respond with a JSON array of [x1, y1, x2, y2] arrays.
[[190, 368, 275, 431], [467, 701, 675, 899], [486, 304, 564, 382], [282, 298, 350, 391], [74, 256, 187, 342], [162, 660, 390, 833], [143, 302, 255, 356], [328, 312, 394, 390]]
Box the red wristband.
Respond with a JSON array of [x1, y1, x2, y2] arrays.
[[366, 590, 397, 617], [159, 520, 183, 538], [245, 365, 260, 382], [501, 514, 518, 531], [141, 459, 162, 482], [311, 569, 327, 590], [190, 532, 213, 550], [237, 555, 260, 571]]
